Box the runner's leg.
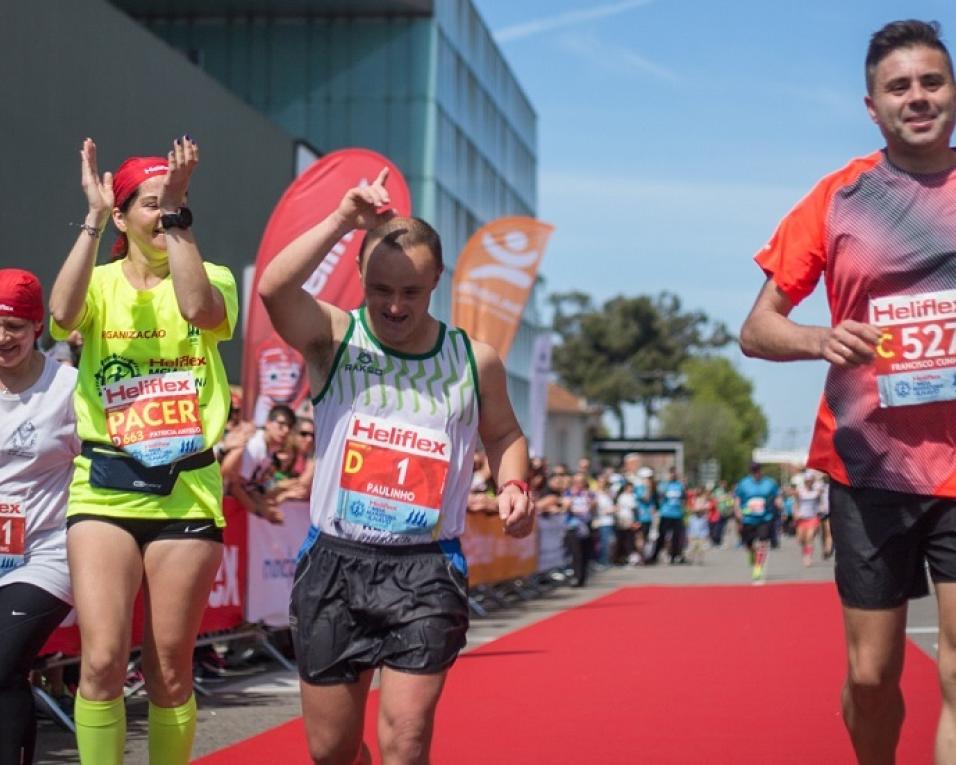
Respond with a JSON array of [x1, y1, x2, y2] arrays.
[[937, 583, 956, 764], [300, 671, 374, 765], [377, 668, 447, 765], [821, 517, 834, 558], [141, 537, 223, 765], [755, 539, 769, 572], [0, 583, 71, 765], [841, 605, 907, 765], [68, 520, 143, 765]]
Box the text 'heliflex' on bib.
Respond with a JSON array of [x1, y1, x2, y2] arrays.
[[0, 497, 26, 572], [870, 289, 956, 408], [336, 412, 450, 536], [743, 497, 767, 517], [100, 371, 205, 467]]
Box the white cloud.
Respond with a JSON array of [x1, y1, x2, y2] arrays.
[[494, 0, 654, 43], [556, 31, 679, 82]]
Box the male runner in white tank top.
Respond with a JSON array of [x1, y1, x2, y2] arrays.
[[259, 169, 534, 765]]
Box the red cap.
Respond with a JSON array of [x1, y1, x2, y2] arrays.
[[0, 269, 44, 324], [111, 156, 168, 258]]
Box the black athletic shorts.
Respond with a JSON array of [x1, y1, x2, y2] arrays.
[[740, 522, 771, 545], [66, 514, 223, 547], [290, 532, 469, 685], [829, 481, 956, 609]]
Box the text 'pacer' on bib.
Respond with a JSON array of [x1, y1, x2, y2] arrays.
[[336, 412, 451, 537], [100, 371, 205, 466]]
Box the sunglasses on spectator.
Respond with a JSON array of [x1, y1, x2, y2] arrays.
[[298, 430, 315, 438]]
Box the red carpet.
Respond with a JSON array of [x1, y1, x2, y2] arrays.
[[193, 583, 939, 764]]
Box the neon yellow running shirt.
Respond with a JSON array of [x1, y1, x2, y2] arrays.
[[51, 260, 238, 526]]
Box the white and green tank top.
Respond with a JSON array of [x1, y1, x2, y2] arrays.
[[310, 307, 481, 544]]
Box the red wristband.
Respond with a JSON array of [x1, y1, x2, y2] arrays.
[[498, 479, 529, 496]]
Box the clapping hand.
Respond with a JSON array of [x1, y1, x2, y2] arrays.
[[80, 138, 113, 229], [159, 135, 199, 212]]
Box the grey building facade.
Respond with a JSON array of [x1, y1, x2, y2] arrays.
[[2, 0, 542, 429], [0, 0, 296, 376]]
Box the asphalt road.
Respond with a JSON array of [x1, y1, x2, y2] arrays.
[[34, 531, 940, 764]]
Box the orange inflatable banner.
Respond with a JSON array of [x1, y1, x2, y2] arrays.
[[451, 217, 554, 360]]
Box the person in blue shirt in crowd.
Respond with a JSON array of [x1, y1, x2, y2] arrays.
[[647, 466, 686, 565], [734, 462, 780, 582]]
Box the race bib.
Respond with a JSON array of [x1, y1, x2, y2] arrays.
[[0, 497, 26, 573], [336, 413, 450, 536], [743, 497, 766, 516], [870, 289, 956, 408], [101, 372, 204, 467]]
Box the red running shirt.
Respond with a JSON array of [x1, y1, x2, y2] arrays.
[[756, 150, 956, 498]]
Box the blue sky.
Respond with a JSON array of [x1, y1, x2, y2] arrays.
[[473, 0, 956, 451]]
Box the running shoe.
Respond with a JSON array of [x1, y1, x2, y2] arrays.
[[751, 563, 763, 581]]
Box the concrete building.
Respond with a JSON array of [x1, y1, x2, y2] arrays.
[[1, 0, 543, 430], [0, 0, 295, 376], [111, 0, 544, 428]]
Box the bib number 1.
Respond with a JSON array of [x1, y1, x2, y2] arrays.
[[336, 413, 451, 536]]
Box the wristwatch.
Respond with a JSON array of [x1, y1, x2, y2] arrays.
[[498, 479, 529, 496], [160, 206, 193, 230]]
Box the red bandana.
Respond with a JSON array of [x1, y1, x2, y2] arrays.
[[110, 156, 168, 257], [0, 269, 43, 324]]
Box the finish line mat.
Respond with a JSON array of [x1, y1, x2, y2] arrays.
[[193, 583, 938, 764]]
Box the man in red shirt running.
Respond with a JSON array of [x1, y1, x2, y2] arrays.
[[741, 20, 956, 764]]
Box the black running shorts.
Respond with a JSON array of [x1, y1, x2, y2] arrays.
[[740, 522, 771, 545], [290, 533, 469, 685], [67, 514, 223, 547], [829, 481, 956, 609]]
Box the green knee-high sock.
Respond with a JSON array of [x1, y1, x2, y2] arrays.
[[148, 694, 197, 765], [74, 693, 126, 765]]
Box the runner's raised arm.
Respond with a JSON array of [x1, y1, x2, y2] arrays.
[[258, 167, 394, 355], [159, 137, 226, 329], [50, 139, 112, 330]]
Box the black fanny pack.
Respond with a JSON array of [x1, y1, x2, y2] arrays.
[[82, 441, 216, 496]]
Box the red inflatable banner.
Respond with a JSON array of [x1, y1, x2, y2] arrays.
[[242, 149, 412, 423]]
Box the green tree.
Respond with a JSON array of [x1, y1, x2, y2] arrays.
[[681, 357, 768, 447], [659, 357, 768, 482], [659, 399, 746, 481], [549, 291, 732, 436]]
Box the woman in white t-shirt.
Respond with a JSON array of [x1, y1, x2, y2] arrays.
[[592, 474, 617, 566], [614, 480, 638, 565], [794, 473, 822, 566], [0, 269, 79, 764]]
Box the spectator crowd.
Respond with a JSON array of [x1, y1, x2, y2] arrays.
[[467, 450, 833, 588]]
